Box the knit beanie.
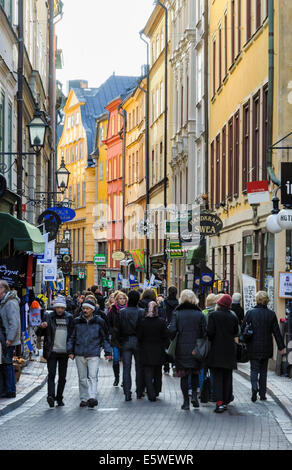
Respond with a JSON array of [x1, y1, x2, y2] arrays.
[[217, 294, 232, 309], [53, 296, 67, 309], [82, 299, 96, 311]]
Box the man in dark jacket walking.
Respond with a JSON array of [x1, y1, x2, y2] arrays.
[[160, 286, 179, 374], [118, 290, 145, 401], [36, 296, 73, 407], [242, 291, 285, 402], [67, 299, 112, 408]]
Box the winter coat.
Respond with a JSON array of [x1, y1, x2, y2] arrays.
[[232, 303, 245, 325], [0, 315, 9, 364], [95, 292, 105, 311], [241, 304, 285, 360], [36, 310, 73, 360], [0, 290, 21, 346], [207, 307, 239, 370], [118, 306, 145, 346], [168, 302, 207, 371], [163, 298, 179, 325], [67, 313, 111, 358], [107, 304, 123, 348], [137, 316, 169, 366], [138, 297, 153, 311]]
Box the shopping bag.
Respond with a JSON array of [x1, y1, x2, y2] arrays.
[[167, 332, 178, 360]]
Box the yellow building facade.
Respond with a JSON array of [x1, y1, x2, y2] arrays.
[[207, 0, 292, 334], [122, 79, 147, 282]]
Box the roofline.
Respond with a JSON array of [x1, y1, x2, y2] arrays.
[[143, 3, 164, 37]]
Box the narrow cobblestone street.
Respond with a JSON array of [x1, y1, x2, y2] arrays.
[[0, 358, 291, 451]]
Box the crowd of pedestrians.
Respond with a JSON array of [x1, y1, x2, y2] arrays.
[[0, 279, 286, 415]]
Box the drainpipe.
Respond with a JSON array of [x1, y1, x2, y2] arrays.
[[17, 0, 24, 220], [267, 0, 280, 186], [204, 0, 209, 208], [118, 105, 126, 254]]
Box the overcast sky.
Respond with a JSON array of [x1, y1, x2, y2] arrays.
[[56, 0, 155, 94]]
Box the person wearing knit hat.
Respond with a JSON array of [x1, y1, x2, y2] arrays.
[[206, 293, 239, 413], [67, 297, 112, 408], [36, 296, 73, 408]]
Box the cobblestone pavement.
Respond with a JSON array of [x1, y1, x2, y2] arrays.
[[0, 357, 291, 451]]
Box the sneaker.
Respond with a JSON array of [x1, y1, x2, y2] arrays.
[[56, 400, 65, 407], [47, 396, 55, 408], [214, 405, 225, 413], [80, 401, 88, 407], [125, 394, 132, 402], [113, 379, 119, 387]]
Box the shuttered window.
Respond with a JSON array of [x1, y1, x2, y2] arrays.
[[252, 91, 260, 181], [224, 13, 228, 77], [210, 141, 215, 208], [219, 25, 222, 86], [256, 0, 261, 30], [221, 126, 226, 203], [246, 0, 252, 41], [212, 39, 216, 97], [242, 101, 250, 191], [238, 0, 241, 53], [228, 117, 234, 198], [234, 110, 240, 196], [216, 134, 220, 206], [262, 84, 268, 181], [231, 0, 235, 64]]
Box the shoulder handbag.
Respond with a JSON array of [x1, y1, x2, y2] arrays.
[[167, 332, 178, 360], [192, 336, 210, 362], [236, 341, 249, 363], [242, 321, 253, 342], [200, 371, 211, 403]]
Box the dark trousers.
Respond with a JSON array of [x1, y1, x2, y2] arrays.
[[47, 353, 68, 401], [211, 367, 233, 404], [250, 359, 269, 397], [181, 373, 199, 398], [2, 346, 16, 394], [122, 340, 143, 397], [144, 365, 162, 400]]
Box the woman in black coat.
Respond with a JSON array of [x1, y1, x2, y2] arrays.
[[207, 294, 239, 413], [241, 291, 285, 402], [168, 289, 207, 410], [137, 301, 169, 402]]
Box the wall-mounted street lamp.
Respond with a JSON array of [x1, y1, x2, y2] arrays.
[[56, 156, 70, 193], [27, 106, 48, 154]]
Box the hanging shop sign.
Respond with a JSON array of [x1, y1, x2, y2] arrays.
[[0, 255, 28, 288], [167, 241, 184, 259], [278, 272, 292, 299], [246, 180, 269, 205], [93, 254, 107, 265], [48, 206, 76, 223], [281, 162, 292, 206], [112, 251, 126, 261], [165, 212, 223, 238], [38, 210, 61, 242]]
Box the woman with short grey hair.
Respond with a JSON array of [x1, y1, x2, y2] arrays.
[[169, 289, 207, 410]]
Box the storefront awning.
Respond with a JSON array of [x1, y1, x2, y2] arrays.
[[186, 245, 205, 265], [0, 212, 45, 254]]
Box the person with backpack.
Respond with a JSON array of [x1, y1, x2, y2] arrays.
[[117, 290, 145, 401], [242, 291, 285, 403]]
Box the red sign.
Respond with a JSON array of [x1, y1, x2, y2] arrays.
[[246, 180, 268, 194], [22, 204, 27, 213]]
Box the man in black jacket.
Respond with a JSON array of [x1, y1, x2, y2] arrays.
[[67, 299, 112, 408], [161, 286, 178, 374], [36, 296, 73, 408], [118, 290, 145, 401], [242, 291, 285, 402]]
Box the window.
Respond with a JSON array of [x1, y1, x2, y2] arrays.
[[119, 191, 123, 220], [136, 151, 138, 182], [156, 35, 159, 58], [160, 142, 163, 181], [113, 194, 116, 221], [234, 111, 240, 196], [0, 92, 5, 158], [67, 116, 71, 129], [66, 148, 69, 164], [100, 125, 104, 145], [246, 0, 252, 41], [212, 38, 216, 97], [224, 12, 228, 77], [238, 0, 242, 54], [152, 92, 155, 122], [210, 141, 215, 209], [82, 228, 85, 261], [228, 117, 234, 198], [219, 25, 222, 86], [129, 154, 131, 185], [82, 181, 86, 206], [252, 92, 260, 181], [256, 0, 261, 30], [152, 41, 155, 65], [99, 161, 103, 181], [221, 126, 226, 202], [262, 84, 268, 181], [108, 160, 112, 181], [181, 85, 184, 127], [152, 150, 155, 186], [75, 144, 78, 161], [71, 114, 75, 127], [161, 28, 164, 52], [111, 116, 115, 136], [216, 134, 220, 206], [156, 88, 159, 118], [79, 142, 83, 159], [73, 229, 76, 261], [132, 153, 135, 183], [77, 229, 80, 261], [231, 0, 235, 64], [71, 147, 74, 163], [119, 155, 122, 178], [242, 101, 250, 191], [76, 112, 80, 125]]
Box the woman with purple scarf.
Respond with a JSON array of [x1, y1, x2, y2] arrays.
[[137, 301, 169, 402], [107, 291, 128, 386]]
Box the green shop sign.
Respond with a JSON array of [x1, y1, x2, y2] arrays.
[[93, 254, 107, 265]]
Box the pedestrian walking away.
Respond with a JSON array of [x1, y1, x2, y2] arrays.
[[207, 294, 239, 413], [161, 286, 179, 375], [137, 301, 169, 402], [118, 290, 145, 401], [241, 291, 286, 403], [231, 293, 245, 327], [168, 289, 207, 411], [108, 291, 128, 387], [67, 299, 112, 408], [36, 295, 73, 407], [0, 281, 21, 399]]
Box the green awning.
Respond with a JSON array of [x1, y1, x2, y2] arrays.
[[0, 212, 45, 254], [186, 245, 206, 265]]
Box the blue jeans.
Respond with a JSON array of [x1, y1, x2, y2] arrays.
[[2, 346, 16, 394], [113, 347, 120, 364]]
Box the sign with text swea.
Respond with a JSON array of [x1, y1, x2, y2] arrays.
[[281, 162, 292, 206]]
